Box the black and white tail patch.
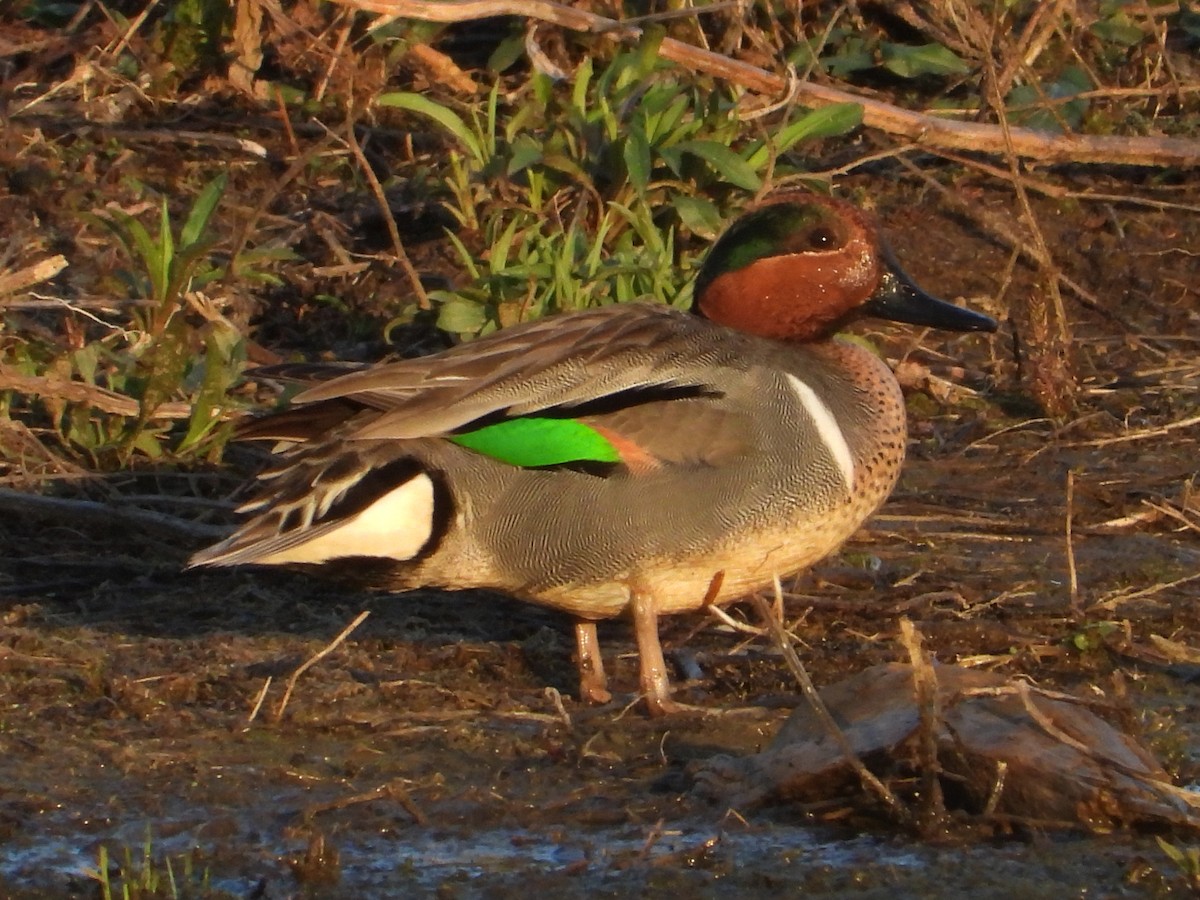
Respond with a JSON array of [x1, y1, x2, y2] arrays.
[[191, 460, 452, 569]]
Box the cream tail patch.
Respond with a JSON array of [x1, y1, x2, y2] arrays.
[[785, 374, 856, 494], [257, 473, 435, 564]]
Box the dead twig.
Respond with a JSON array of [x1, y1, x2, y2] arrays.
[[303, 778, 427, 825], [272, 610, 371, 722], [0, 365, 194, 419], [899, 618, 945, 834], [0, 487, 230, 539], [0, 255, 68, 297], [1067, 413, 1200, 448], [751, 577, 911, 826], [244, 676, 272, 729], [1065, 470, 1080, 615], [341, 115, 430, 310]]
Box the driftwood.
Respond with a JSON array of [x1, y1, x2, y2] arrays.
[[332, 0, 1200, 169], [694, 662, 1200, 832]]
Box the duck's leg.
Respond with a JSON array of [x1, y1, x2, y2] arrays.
[[574, 620, 612, 704], [630, 584, 684, 717]]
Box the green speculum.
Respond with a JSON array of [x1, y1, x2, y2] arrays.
[[448, 417, 622, 468]]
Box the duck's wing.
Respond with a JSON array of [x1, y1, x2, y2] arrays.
[[254, 303, 742, 444], [192, 305, 756, 569]]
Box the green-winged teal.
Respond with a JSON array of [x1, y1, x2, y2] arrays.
[[191, 191, 997, 715]]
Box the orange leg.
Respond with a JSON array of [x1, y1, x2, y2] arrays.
[[631, 586, 688, 717], [574, 620, 612, 704]]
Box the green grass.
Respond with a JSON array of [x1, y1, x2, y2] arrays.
[[86, 831, 235, 900]]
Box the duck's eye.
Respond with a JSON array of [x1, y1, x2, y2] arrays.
[[806, 226, 838, 250]]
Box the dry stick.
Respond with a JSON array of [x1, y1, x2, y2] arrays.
[[0, 486, 229, 539], [107, 0, 159, 61], [0, 366, 193, 419], [983, 53, 1076, 415], [230, 132, 337, 269], [1068, 412, 1200, 448], [244, 676, 273, 729], [898, 618, 945, 834], [1092, 571, 1200, 612], [923, 145, 1200, 214], [751, 579, 911, 826], [272, 610, 371, 722], [316, 13, 355, 103], [343, 116, 431, 311], [1065, 470, 1080, 615], [303, 779, 427, 825], [1143, 498, 1200, 536], [0, 255, 68, 297], [982, 759, 1009, 817], [333, 0, 1200, 168], [96, 127, 269, 159]]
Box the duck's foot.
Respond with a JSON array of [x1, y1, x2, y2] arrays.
[[574, 619, 612, 705], [640, 694, 710, 717]]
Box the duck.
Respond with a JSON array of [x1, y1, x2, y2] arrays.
[[190, 190, 997, 716]]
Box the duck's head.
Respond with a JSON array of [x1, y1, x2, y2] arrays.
[[693, 191, 998, 341]]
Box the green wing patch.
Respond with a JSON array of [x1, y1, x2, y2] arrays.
[[448, 417, 621, 468]]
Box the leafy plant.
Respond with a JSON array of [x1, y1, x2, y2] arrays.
[[377, 31, 861, 337], [9, 174, 258, 464], [95, 173, 227, 338], [1007, 66, 1093, 132]]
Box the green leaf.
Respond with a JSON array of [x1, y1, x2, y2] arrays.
[[449, 417, 621, 467], [623, 126, 652, 194], [1091, 12, 1147, 46], [487, 31, 526, 72], [71, 343, 102, 385], [130, 427, 165, 459], [1007, 66, 1092, 132], [673, 140, 761, 191], [155, 197, 174, 304], [782, 103, 863, 145], [489, 216, 523, 272], [821, 36, 875, 78], [672, 195, 722, 238], [169, 235, 218, 297], [135, 314, 189, 417], [507, 135, 544, 175], [432, 293, 488, 334], [180, 172, 227, 249], [376, 92, 484, 164], [745, 103, 862, 169], [539, 151, 589, 182], [570, 56, 593, 117], [103, 211, 159, 299], [177, 325, 244, 454], [881, 43, 971, 78], [631, 25, 665, 78], [642, 92, 689, 145]]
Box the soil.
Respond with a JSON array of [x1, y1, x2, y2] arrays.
[[2, 83, 1200, 900]]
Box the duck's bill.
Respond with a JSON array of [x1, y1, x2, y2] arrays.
[[863, 253, 998, 334]]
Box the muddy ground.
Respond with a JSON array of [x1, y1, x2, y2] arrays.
[[2, 29, 1200, 893]]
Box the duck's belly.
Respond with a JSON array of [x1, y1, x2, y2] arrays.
[[522, 483, 886, 620]]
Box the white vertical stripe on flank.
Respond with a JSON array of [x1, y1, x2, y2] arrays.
[[785, 374, 855, 493]]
